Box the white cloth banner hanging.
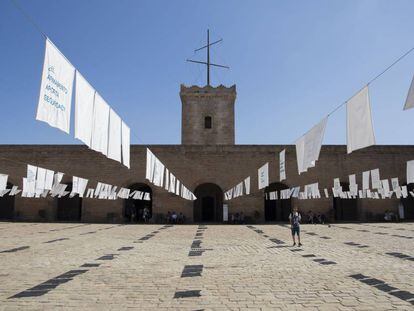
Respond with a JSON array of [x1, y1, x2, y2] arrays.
[[175, 180, 180, 196], [91, 93, 110, 156], [258, 163, 269, 190], [152, 158, 165, 187], [333, 178, 341, 190], [146, 149, 156, 182], [407, 160, 414, 184], [362, 171, 370, 190], [295, 117, 328, 174], [169, 173, 176, 193], [45, 169, 54, 190], [381, 179, 390, 197], [164, 168, 170, 191], [35, 167, 46, 196], [391, 177, 399, 191], [349, 174, 356, 187], [75, 71, 95, 146], [279, 149, 286, 181], [403, 75, 414, 110], [36, 39, 75, 133], [121, 122, 130, 169], [26, 165, 37, 196], [371, 168, 381, 189], [108, 109, 122, 162], [244, 177, 251, 195], [346, 86, 376, 153], [0, 174, 8, 191], [53, 172, 64, 187], [9, 186, 21, 196]]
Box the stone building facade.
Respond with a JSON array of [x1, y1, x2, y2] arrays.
[[0, 84, 413, 223]]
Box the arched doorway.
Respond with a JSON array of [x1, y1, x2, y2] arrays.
[[264, 182, 291, 222], [333, 182, 358, 221], [0, 182, 15, 220], [194, 183, 223, 222], [401, 183, 414, 220], [56, 183, 82, 222], [124, 183, 152, 223]]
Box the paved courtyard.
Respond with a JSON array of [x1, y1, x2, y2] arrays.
[[0, 222, 413, 310]]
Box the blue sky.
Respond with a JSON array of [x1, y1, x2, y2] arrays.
[[1, 0, 414, 145]]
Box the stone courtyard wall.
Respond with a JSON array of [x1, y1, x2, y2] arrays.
[[0, 144, 413, 223]]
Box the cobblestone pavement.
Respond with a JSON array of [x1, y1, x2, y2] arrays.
[[0, 222, 413, 310]]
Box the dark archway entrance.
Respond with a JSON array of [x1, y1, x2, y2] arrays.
[[401, 183, 414, 220], [124, 183, 152, 223], [333, 182, 358, 221], [56, 183, 82, 222], [0, 182, 15, 220], [264, 182, 291, 222], [194, 183, 223, 222]]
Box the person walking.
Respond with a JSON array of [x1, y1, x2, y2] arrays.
[[289, 207, 302, 247]]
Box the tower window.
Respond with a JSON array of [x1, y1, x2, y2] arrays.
[[204, 116, 212, 129]]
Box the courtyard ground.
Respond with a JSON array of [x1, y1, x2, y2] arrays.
[[0, 222, 413, 310]]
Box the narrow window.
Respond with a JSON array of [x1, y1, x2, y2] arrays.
[[204, 116, 212, 129]]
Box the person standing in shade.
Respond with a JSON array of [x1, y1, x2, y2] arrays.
[[289, 207, 302, 247]]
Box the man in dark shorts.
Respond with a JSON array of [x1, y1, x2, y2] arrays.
[[289, 207, 302, 246]]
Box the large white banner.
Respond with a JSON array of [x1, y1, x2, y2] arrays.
[[404, 75, 414, 110], [407, 160, 414, 184], [75, 72, 95, 147], [279, 149, 286, 181], [0, 174, 8, 191], [258, 162, 269, 190], [244, 176, 251, 195], [36, 39, 75, 134], [91, 93, 110, 156], [346, 86, 376, 153], [108, 109, 122, 162], [121, 122, 130, 169], [295, 118, 327, 174]]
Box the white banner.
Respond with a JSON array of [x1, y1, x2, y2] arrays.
[[371, 168, 381, 189], [244, 176, 251, 195], [407, 160, 414, 184], [108, 109, 122, 162], [121, 122, 130, 169], [36, 39, 75, 133], [362, 170, 370, 190], [346, 86, 376, 153], [75, 72, 95, 147], [295, 117, 327, 174], [91, 93, 110, 156], [0, 174, 8, 191], [279, 149, 286, 181], [258, 162, 269, 190]]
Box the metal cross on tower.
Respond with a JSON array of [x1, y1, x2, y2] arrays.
[[186, 29, 230, 86]]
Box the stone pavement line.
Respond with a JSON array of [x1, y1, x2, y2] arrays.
[[247, 225, 338, 266], [174, 225, 206, 300], [0, 224, 121, 255], [0, 245, 30, 253], [332, 224, 414, 240], [349, 273, 414, 305], [7, 224, 173, 300]]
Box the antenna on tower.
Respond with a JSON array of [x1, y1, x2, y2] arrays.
[[186, 29, 230, 86]]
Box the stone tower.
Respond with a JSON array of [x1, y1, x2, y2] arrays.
[[180, 84, 236, 145]]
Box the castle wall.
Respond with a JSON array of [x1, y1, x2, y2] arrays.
[[0, 144, 413, 223]]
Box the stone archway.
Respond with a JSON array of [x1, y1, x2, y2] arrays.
[[264, 182, 291, 222], [333, 182, 358, 221], [193, 183, 223, 222], [124, 183, 152, 223], [56, 183, 82, 222], [0, 182, 15, 220]]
